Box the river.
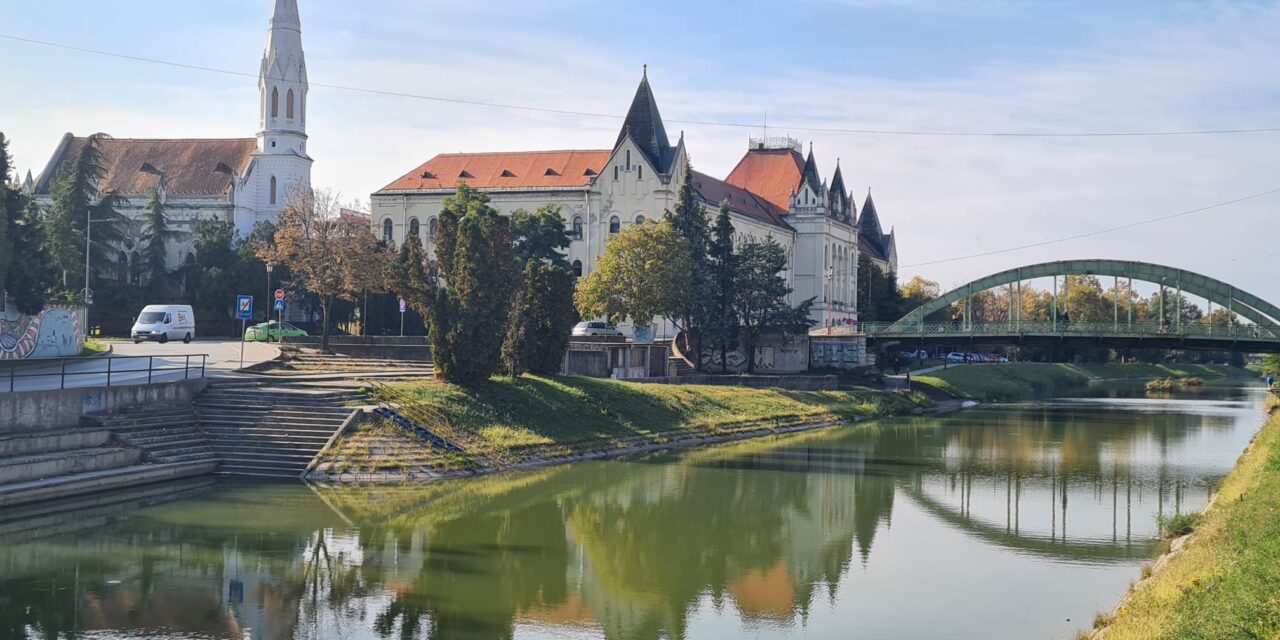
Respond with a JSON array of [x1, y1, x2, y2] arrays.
[[0, 381, 1267, 640]]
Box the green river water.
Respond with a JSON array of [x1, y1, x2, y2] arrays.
[[0, 382, 1268, 640]]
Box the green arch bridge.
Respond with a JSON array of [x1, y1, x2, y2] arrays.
[[863, 259, 1280, 353]]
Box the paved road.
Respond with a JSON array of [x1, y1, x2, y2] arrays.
[[2, 339, 279, 392]]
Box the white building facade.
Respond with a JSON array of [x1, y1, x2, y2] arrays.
[[372, 72, 898, 331], [32, 0, 312, 274]]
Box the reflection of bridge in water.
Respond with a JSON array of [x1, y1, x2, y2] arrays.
[[865, 259, 1280, 353]]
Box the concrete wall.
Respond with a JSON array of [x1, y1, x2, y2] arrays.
[[699, 330, 810, 374], [0, 378, 207, 433], [635, 374, 838, 391], [0, 430, 110, 457], [287, 336, 432, 361], [809, 334, 871, 370], [1, 302, 85, 360]]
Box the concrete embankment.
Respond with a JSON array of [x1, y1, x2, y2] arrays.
[[0, 378, 207, 432], [1091, 399, 1280, 639], [912, 363, 1248, 402]]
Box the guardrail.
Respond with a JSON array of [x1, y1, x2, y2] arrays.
[[3, 354, 209, 393], [863, 321, 1280, 340]]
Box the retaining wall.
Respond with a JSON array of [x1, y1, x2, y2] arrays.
[[0, 378, 208, 433], [632, 374, 838, 391], [286, 336, 432, 361]]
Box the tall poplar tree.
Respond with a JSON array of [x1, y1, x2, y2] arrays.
[[429, 184, 515, 384], [664, 161, 713, 367]]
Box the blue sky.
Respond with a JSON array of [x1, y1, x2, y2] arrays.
[[2, 1, 1278, 302]]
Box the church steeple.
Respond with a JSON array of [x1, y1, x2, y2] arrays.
[[615, 68, 673, 174], [258, 0, 308, 152]]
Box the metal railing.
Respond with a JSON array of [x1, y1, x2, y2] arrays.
[[3, 354, 209, 393], [863, 321, 1280, 340]]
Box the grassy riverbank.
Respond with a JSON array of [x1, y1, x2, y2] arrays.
[[1095, 409, 1280, 639], [913, 363, 1249, 401], [318, 376, 929, 478]]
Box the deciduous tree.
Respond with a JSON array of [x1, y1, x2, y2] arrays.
[[509, 205, 570, 269], [575, 220, 690, 329]]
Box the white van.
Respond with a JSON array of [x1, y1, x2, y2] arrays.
[[131, 305, 196, 344]]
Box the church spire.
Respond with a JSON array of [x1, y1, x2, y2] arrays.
[[259, 0, 307, 146], [615, 68, 673, 174]]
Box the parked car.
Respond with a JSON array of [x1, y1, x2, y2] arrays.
[[244, 320, 309, 342], [946, 352, 967, 363], [131, 305, 196, 344], [572, 321, 623, 338]]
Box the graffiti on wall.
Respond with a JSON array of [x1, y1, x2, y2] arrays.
[[0, 302, 86, 360], [698, 331, 809, 373]]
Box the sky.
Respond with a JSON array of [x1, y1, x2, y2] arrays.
[[2, 0, 1278, 304]]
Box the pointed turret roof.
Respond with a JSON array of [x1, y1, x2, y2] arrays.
[[615, 67, 674, 174], [271, 0, 301, 28], [859, 189, 882, 239], [799, 146, 822, 193], [829, 160, 846, 196]]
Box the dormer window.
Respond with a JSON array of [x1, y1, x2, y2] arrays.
[[421, 171, 435, 179], [584, 168, 597, 177], [459, 170, 473, 178], [544, 168, 559, 176], [500, 169, 516, 177]]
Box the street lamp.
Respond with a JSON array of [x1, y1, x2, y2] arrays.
[[825, 265, 835, 335], [83, 213, 117, 334], [265, 262, 275, 322]]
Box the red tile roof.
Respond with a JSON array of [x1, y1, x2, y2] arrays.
[[36, 136, 257, 197], [724, 147, 805, 212], [378, 150, 611, 192], [691, 171, 791, 231]]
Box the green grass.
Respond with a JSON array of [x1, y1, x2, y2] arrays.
[[1101, 411, 1280, 639], [1157, 512, 1202, 538], [80, 338, 108, 357], [913, 363, 1248, 402], [378, 375, 929, 463]]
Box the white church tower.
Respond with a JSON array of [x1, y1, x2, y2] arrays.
[[235, 0, 313, 235]]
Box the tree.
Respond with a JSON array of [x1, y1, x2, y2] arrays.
[[664, 162, 714, 368], [503, 203, 578, 377], [260, 188, 375, 351], [44, 133, 127, 294], [1262, 354, 1280, 378], [899, 276, 939, 310], [386, 234, 433, 318], [575, 221, 690, 329], [428, 184, 516, 384], [138, 186, 188, 292], [705, 201, 737, 373], [856, 254, 903, 322], [0, 133, 55, 314], [502, 261, 577, 376], [509, 205, 571, 269], [733, 237, 814, 373]]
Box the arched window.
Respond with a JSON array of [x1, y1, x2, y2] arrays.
[[428, 217, 438, 239], [637, 165, 643, 180], [609, 216, 620, 234], [571, 216, 583, 240], [408, 218, 420, 237], [382, 218, 394, 242], [613, 166, 619, 181], [625, 150, 631, 168], [287, 89, 295, 118], [634, 214, 646, 225], [572, 260, 583, 277], [269, 176, 277, 205], [271, 87, 279, 118], [184, 252, 196, 266]]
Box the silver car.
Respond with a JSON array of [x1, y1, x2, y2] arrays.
[[572, 321, 623, 337]]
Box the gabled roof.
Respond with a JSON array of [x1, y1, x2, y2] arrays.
[[34, 135, 257, 198], [377, 149, 611, 192], [616, 69, 674, 175], [691, 170, 792, 231], [724, 147, 805, 212]]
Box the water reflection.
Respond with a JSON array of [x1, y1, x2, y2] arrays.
[[0, 383, 1265, 640]]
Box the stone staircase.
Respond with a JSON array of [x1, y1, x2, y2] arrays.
[[196, 383, 365, 479], [96, 404, 218, 465], [275, 348, 434, 374]]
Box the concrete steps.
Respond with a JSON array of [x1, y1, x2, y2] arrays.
[[277, 348, 434, 374], [0, 461, 216, 508], [194, 384, 362, 478], [103, 404, 220, 466]]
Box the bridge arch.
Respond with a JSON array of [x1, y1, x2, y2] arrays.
[[888, 259, 1280, 334]]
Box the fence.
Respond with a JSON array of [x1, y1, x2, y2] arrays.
[[3, 354, 208, 393]]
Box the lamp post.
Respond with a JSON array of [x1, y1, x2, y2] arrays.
[[83, 213, 116, 334], [825, 265, 834, 335], [265, 262, 275, 322]]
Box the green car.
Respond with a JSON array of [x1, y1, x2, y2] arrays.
[[244, 320, 308, 342]]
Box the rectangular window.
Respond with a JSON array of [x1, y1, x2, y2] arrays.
[[625, 150, 631, 169], [637, 165, 643, 180], [614, 165, 619, 180]]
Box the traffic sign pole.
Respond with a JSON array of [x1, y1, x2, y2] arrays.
[[399, 298, 407, 336], [236, 295, 254, 369]]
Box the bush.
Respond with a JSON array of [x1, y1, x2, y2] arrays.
[[1158, 512, 1201, 538]]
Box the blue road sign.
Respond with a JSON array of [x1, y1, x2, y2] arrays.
[[274, 299, 286, 311], [399, 298, 407, 313], [237, 295, 254, 320]]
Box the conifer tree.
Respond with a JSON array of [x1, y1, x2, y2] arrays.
[[663, 161, 714, 367], [45, 133, 127, 293], [0, 133, 54, 314], [140, 185, 186, 288], [706, 201, 738, 372], [504, 204, 577, 377], [429, 184, 515, 384], [733, 238, 815, 373]]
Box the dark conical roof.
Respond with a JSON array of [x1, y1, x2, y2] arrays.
[[859, 190, 882, 238], [800, 147, 822, 193], [829, 161, 846, 196], [615, 69, 674, 174]]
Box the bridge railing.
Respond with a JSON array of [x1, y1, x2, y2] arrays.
[[864, 321, 1278, 339]]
